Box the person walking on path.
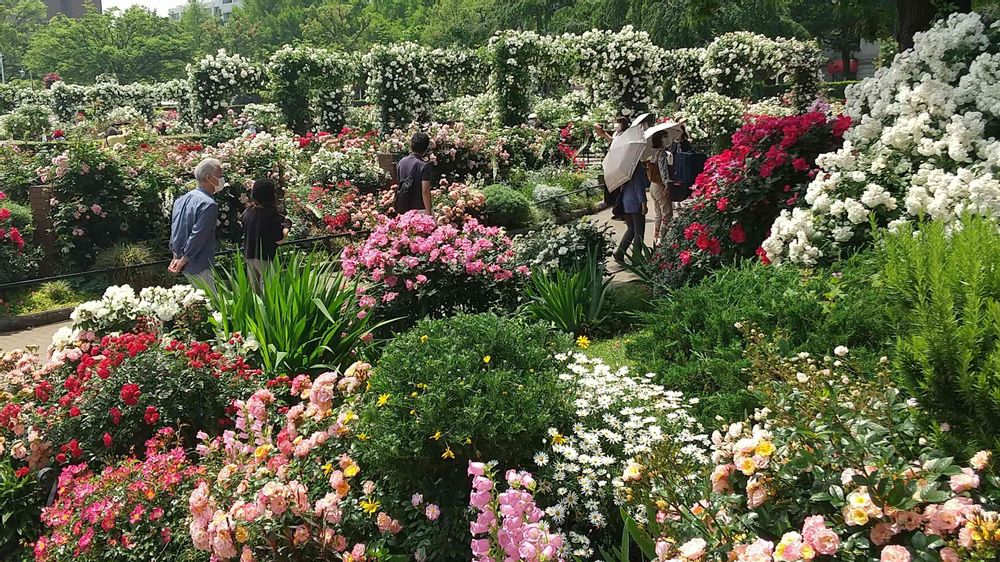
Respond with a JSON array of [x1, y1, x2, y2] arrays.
[[648, 130, 674, 243], [613, 162, 649, 264], [394, 132, 434, 216], [242, 178, 289, 289], [169, 158, 224, 288]]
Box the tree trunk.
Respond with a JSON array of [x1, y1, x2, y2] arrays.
[[895, 0, 937, 51]]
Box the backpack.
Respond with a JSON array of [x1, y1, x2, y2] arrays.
[[394, 175, 414, 215]]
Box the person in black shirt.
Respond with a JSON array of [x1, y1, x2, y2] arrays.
[[242, 178, 289, 289], [394, 132, 433, 216]]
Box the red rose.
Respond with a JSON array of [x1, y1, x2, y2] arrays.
[[68, 406, 81, 417], [110, 406, 122, 425], [55, 453, 67, 463], [144, 406, 160, 425], [716, 197, 729, 212], [756, 246, 772, 265], [679, 250, 692, 266], [103, 432, 113, 448], [792, 158, 810, 172], [729, 223, 746, 244], [14, 466, 29, 478], [120, 383, 140, 406]]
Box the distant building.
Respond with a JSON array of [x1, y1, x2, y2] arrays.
[[44, 0, 101, 19], [168, 0, 242, 22]]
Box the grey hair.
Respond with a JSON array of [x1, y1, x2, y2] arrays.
[[194, 158, 222, 185]]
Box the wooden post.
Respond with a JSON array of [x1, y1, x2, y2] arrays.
[[28, 185, 55, 276]]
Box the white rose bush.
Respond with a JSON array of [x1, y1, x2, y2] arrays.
[[187, 49, 265, 124]]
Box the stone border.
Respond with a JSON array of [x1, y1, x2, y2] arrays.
[[0, 307, 73, 334]]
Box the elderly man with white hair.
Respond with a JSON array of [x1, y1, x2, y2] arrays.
[[168, 158, 226, 287]]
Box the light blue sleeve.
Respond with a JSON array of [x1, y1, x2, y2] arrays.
[[183, 202, 218, 259]]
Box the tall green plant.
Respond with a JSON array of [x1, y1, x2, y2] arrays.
[[523, 247, 610, 335], [203, 252, 382, 375], [884, 217, 1000, 454]]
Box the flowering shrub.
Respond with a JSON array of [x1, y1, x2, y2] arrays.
[[679, 92, 747, 154], [488, 30, 549, 126], [363, 43, 434, 132], [0, 104, 54, 140], [468, 462, 565, 562], [67, 284, 209, 338], [646, 112, 849, 285], [188, 50, 265, 123], [383, 122, 492, 181], [660, 48, 709, 99], [340, 212, 526, 317], [576, 27, 663, 116], [308, 145, 387, 192], [268, 45, 356, 134], [2, 331, 262, 473], [623, 329, 1000, 562], [40, 142, 162, 267], [433, 93, 497, 127], [0, 191, 39, 284], [532, 353, 707, 557], [190, 362, 392, 560], [513, 219, 612, 273], [763, 13, 1000, 266], [428, 47, 488, 102], [356, 313, 571, 558], [33, 431, 203, 561]]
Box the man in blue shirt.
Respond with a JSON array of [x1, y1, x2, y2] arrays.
[[169, 158, 225, 288]]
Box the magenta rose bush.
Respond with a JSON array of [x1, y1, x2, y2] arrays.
[[340, 211, 527, 320], [622, 329, 1000, 562], [646, 112, 850, 286]]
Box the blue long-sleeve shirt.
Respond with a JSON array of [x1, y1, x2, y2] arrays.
[[170, 187, 218, 275], [621, 164, 649, 214]]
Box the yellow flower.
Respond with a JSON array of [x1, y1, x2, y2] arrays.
[[235, 525, 248, 543], [576, 335, 591, 349], [420, 335, 429, 344], [377, 393, 390, 407], [410, 409, 416, 415], [344, 463, 360, 478], [736, 456, 756, 476], [442, 446, 455, 460], [844, 506, 869, 526], [464, 437, 472, 445], [800, 544, 816, 560], [365, 381, 372, 392], [253, 444, 272, 461], [431, 431, 443, 441], [356, 433, 370, 441], [483, 355, 491, 365], [551, 432, 566, 445], [342, 410, 357, 424], [410, 391, 418, 397], [321, 462, 333, 475], [755, 440, 775, 457], [360, 499, 381, 515]]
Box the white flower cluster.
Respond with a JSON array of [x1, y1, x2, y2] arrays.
[[680, 91, 747, 149], [40, 79, 190, 123], [427, 47, 488, 103], [659, 47, 708, 99], [309, 145, 388, 190], [487, 30, 558, 125], [575, 26, 664, 115], [701, 32, 820, 103], [763, 12, 1000, 265], [538, 353, 708, 556], [432, 93, 498, 127], [188, 49, 265, 123], [362, 42, 435, 132], [66, 284, 207, 336], [514, 218, 611, 271], [268, 45, 357, 132]]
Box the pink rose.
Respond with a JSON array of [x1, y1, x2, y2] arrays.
[[950, 467, 979, 493], [940, 547, 960, 562], [880, 545, 911, 562], [678, 537, 706, 560], [870, 522, 898, 545]]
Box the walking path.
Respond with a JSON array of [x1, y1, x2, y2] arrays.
[[592, 206, 657, 285], [0, 320, 69, 353]]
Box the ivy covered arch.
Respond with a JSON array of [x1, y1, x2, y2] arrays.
[[268, 45, 357, 135]]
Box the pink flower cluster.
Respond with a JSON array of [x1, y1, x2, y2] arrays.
[[729, 515, 839, 562], [468, 462, 564, 562], [341, 211, 524, 304]]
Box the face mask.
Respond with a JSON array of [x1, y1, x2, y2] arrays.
[[216, 176, 227, 192]]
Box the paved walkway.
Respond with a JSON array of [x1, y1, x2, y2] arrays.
[[0, 320, 69, 353], [592, 206, 657, 285]]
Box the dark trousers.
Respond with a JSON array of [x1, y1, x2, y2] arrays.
[[615, 212, 646, 258]]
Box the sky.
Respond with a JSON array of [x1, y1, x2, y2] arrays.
[[102, 0, 178, 15]]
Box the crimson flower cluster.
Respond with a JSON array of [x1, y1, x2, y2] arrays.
[[648, 112, 850, 286], [0, 190, 26, 252]]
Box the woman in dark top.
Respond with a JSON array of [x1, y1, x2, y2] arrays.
[[242, 178, 289, 289]]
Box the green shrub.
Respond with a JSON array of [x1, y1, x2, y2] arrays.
[[94, 242, 164, 289], [0, 458, 41, 560], [0, 200, 40, 285], [355, 313, 572, 558], [482, 184, 534, 228], [205, 252, 381, 375], [1, 201, 32, 232], [884, 217, 1000, 455], [629, 251, 892, 425], [0, 104, 53, 141], [7, 281, 87, 315]]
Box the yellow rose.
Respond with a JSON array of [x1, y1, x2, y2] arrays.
[[755, 440, 775, 457], [235, 525, 249, 543], [737, 456, 757, 476]]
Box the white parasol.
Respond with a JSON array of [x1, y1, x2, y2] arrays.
[[602, 125, 647, 192], [644, 121, 684, 147]]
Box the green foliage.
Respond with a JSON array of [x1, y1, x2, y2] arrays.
[[355, 313, 572, 558], [0, 103, 52, 140], [0, 458, 41, 561], [94, 242, 164, 290], [0, 146, 40, 202], [24, 7, 194, 84], [524, 247, 610, 336], [629, 251, 893, 425], [819, 80, 860, 99], [5, 281, 88, 315], [205, 251, 380, 375], [482, 183, 533, 228], [884, 217, 1000, 454]]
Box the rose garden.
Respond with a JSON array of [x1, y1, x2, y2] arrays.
[[0, 6, 999, 562]]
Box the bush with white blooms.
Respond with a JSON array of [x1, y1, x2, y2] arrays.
[[62, 284, 207, 338], [363, 42, 435, 132], [762, 12, 1000, 266], [188, 49, 265, 123]]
